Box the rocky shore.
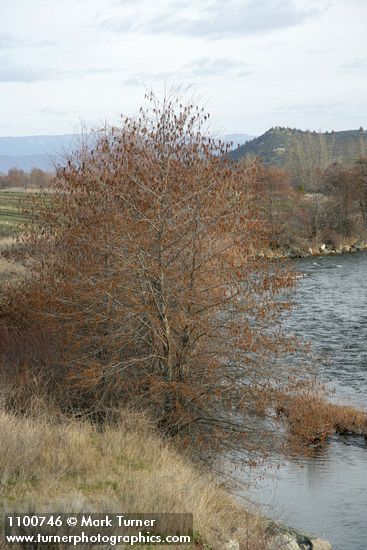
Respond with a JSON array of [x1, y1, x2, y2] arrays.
[[265, 520, 332, 550], [267, 238, 367, 260], [224, 520, 332, 550]]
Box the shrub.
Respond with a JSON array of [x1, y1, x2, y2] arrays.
[[2, 93, 297, 457]]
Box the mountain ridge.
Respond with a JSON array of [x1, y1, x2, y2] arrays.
[[0, 132, 254, 173], [0, 134, 77, 172], [230, 126, 367, 166], [6, 128, 366, 173]]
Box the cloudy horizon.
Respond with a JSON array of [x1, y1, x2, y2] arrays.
[[0, 0, 366, 137]]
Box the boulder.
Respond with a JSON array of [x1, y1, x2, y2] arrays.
[[289, 247, 307, 258], [265, 519, 332, 549], [269, 533, 301, 549], [269, 531, 331, 549], [353, 239, 367, 250]]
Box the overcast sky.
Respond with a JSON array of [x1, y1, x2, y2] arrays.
[[0, 0, 366, 137]]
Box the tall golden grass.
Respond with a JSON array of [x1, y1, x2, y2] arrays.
[[277, 393, 367, 451], [0, 405, 269, 549]]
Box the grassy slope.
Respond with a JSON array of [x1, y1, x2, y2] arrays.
[[0, 191, 30, 238], [0, 407, 268, 549], [0, 189, 42, 283], [0, 188, 266, 549]]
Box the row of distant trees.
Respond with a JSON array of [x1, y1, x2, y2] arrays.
[[0, 167, 52, 189], [256, 155, 367, 250], [284, 130, 367, 187]]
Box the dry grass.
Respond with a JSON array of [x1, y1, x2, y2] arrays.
[[279, 394, 367, 450], [0, 406, 269, 549], [0, 237, 18, 247], [0, 237, 26, 284], [0, 256, 25, 283]]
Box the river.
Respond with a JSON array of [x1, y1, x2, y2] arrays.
[[243, 251, 367, 550]]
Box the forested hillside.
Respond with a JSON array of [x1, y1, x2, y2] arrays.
[[230, 127, 367, 168], [227, 127, 367, 254]]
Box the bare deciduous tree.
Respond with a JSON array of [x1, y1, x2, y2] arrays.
[[3, 94, 297, 456]]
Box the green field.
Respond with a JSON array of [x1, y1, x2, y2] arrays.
[[0, 191, 31, 238]]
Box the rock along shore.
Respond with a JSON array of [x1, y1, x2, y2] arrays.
[[265, 520, 332, 549], [266, 238, 367, 260], [224, 519, 332, 550]]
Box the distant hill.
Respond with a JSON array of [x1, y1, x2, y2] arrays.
[[3, 128, 365, 173], [0, 132, 255, 172], [0, 134, 77, 173], [0, 154, 56, 172], [230, 127, 367, 166]]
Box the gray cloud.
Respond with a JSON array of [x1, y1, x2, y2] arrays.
[[0, 60, 113, 84], [99, 15, 134, 33], [38, 106, 79, 116], [34, 40, 60, 47], [110, 0, 146, 4], [0, 33, 14, 49], [339, 58, 367, 69], [82, 67, 113, 75], [123, 72, 171, 86], [274, 101, 346, 116], [123, 56, 250, 86], [0, 65, 54, 83], [182, 56, 250, 77], [0, 35, 60, 52], [101, 0, 320, 38]]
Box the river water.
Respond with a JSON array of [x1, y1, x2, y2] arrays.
[[244, 251, 367, 550]]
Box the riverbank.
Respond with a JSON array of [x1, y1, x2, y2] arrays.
[[0, 406, 263, 549], [265, 520, 331, 549], [0, 244, 337, 550], [0, 397, 337, 549], [267, 238, 367, 260], [0, 404, 335, 550], [2, 404, 330, 550]]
